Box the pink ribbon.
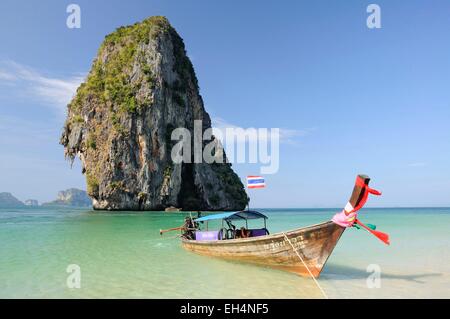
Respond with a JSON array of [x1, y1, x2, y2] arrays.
[[331, 210, 357, 228]]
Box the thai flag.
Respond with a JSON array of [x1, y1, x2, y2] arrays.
[[247, 176, 265, 189]]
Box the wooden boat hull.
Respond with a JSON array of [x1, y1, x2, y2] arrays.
[[182, 221, 345, 278]]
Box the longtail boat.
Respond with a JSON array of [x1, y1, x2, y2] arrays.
[[161, 175, 389, 278]]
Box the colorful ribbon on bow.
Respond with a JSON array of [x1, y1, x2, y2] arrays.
[[332, 177, 390, 245]]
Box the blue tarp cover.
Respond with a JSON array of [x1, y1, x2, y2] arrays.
[[195, 210, 267, 222]]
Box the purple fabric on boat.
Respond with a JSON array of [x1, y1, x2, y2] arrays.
[[195, 231, 220, 241], [250, 229, 267, 237]]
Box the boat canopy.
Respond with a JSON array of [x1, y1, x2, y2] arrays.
[[195, 210, 268, 222]]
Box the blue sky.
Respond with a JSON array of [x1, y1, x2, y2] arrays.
[[0, 0, 449, 207]]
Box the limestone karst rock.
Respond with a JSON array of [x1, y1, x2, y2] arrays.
[[43, 188, 92, 207], [0, 192, 25, 208], [24, 199, 39, 207], [60, 16, 248, 211]]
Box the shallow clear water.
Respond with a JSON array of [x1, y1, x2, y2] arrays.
[[0, 207, 449, 298]]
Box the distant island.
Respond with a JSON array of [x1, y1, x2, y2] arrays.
[[42, 188, 92, 208], [0, 192, 25, 208], [24, 199, 39, 207], [0, 189, 91, 209]]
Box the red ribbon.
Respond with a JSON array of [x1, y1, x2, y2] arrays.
[[348, 176, 382, 214]]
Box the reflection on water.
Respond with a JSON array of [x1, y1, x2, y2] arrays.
[[0, 207, 449, 298]]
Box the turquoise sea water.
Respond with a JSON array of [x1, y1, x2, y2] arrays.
[[0, 207, 449, 299]]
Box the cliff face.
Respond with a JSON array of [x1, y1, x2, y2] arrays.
[[60, 16, 248, 211]]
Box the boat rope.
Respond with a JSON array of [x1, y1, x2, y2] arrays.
[[148, 234, 181, 242], [163, 234, 181, 240], [282, 232, 328, 299]]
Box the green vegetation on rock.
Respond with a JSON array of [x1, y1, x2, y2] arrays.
[[86, 173, 99, 196], [86, 135, 97, 150], [68, 16, 185, 119]]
